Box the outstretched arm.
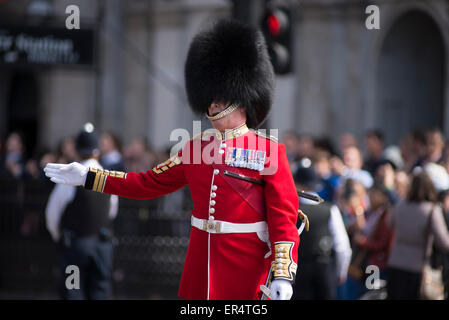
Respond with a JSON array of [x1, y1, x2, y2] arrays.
[[44, 154, 188, 200]]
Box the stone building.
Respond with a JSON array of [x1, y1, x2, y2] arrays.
[[0, 0, 448, 154]]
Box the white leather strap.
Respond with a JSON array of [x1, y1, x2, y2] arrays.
[[191, 216, 267, 234], [298, 220, 306, 235]]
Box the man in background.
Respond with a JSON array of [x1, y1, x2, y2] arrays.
[[363, 129, 386, 177], [293, 159, 352, 299], [99, 131, 125, 172], [45, 123, 118, 299]]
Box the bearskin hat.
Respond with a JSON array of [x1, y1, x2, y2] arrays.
[[184, 19, 275, 129]]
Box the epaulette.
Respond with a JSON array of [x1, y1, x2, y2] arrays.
[[252, 129, 278, 142]]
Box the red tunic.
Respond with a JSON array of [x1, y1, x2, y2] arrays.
[[88, 126, 299, 299]]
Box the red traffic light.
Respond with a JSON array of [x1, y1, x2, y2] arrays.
[[267, 14, 281, 36], [264, 9, 289, 37], [261, 5, 292, 75]]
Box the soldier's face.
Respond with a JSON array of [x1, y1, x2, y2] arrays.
[[208, 101, 228, 117], [207, 101, 247, 132]]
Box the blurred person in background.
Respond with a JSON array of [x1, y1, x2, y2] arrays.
[[282, 130, 301, 172], [394, 169, 410, 201], [314, 150, 342, 203], [123, 136, 157, 173], [57, 136, 77, 164], [373, 159, 399, 205], [40, 152, 58, 172], [383, 145, 404, 171], [423, 162, 449, 300], [292, 159, 352, 300], [340, 146, 374, 189], [20, 148, 56, 237], [440, 142, 449, 174], [297, 134, 315, 160], [338, 133, 358, 156], [387, 171, 449, 300], [423, 162, 449, 194], [337, 178, 369, 299], [400, 130, 428, 173], [338, 179, 369, 233], [23, 148, 58, 182], [0, 131, 26, 179], [352, 185, 394, 289], [45, 124, 118, 300], [426, 128, 445, 164], [363, 129, 386, 177], [99, 131, 125, 172], [24, 156, 41, 181], [314, 136, 337, 156], [438, 189, 449, 300]]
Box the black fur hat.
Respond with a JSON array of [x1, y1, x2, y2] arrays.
[[184, 19, 275, 129]]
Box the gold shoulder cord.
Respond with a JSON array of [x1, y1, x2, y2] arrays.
[[85, 168, 126, 192]]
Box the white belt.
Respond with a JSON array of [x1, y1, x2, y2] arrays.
[[191, 215, 268, 234]]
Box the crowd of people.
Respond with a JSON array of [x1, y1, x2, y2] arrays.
[[0, 131, 165, 184], [0, 130, 169, 241], [285, 128, 449, 300], [2, 126, 449, 300]]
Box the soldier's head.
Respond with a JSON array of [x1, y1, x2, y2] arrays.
[[75, 123, 100, 161], [185, 19, 275, 130]]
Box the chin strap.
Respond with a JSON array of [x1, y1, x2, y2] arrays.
[[206, 103, 239, 121]]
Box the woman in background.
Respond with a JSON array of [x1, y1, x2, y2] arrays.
[[387, 171, 449, 299]]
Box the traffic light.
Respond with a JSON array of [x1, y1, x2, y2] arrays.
[[261, 2, 292, 75]]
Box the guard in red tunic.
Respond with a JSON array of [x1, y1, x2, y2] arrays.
[[44, 19, 300, 300]]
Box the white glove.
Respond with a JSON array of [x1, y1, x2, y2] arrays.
[[44, 162, 88, 186], [270, 279, 293, 300]]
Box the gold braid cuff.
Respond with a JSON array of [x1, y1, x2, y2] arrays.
[[205, 103, 239, 121], [84, 168, 126, 192], [271, 242, 297, 283]]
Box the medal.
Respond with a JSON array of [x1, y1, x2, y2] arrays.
[[225, 147, 266, 171]]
